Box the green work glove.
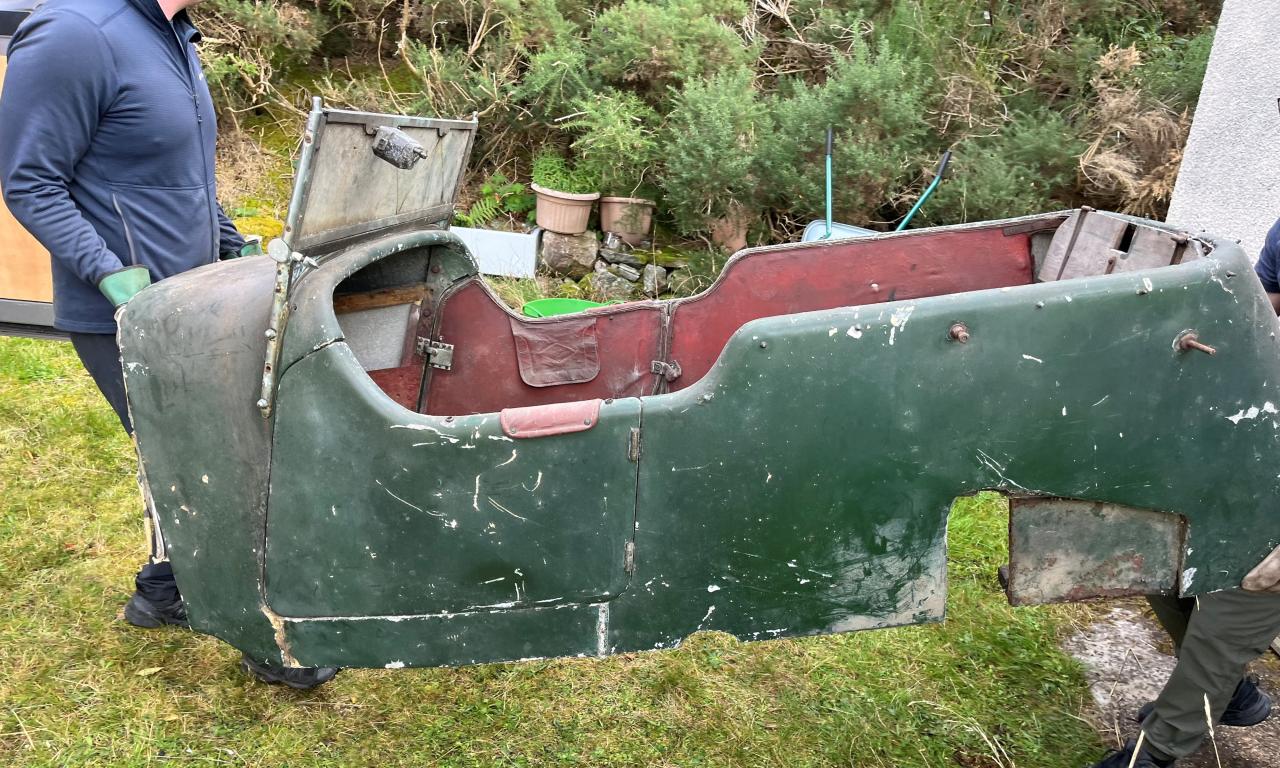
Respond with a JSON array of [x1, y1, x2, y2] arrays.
[[222, 236, 263, 260], [98, 265, 152, 307]]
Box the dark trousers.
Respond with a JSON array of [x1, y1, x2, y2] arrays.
[[1143, 590, 1280, 759], [69, 332, 179, 605]]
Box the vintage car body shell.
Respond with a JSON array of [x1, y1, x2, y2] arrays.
[[118, 106, 1280, 670]]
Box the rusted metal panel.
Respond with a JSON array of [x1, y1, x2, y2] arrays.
[[1007, 498, 1185, 605], [285, 100, 476, 255]]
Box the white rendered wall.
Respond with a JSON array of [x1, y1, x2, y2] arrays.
[[1166, 0, 1280, 260]]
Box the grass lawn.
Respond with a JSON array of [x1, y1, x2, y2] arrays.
[[1, 335, 1104, 767]]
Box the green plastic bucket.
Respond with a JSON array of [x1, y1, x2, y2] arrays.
[[521, 297, 612, 318]]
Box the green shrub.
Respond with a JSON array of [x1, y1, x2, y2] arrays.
[[1140, 28, 1214, 108], [515, 44, 598, 123], [199, 0, 1218, 235], [922, 110, 1085, 224], [588, 0, 754, 103], [564, 91, 660, 196], [755, 42, 934, 228], [456, 173, 536, 228], [198, 1, 321, 114], [500, 0, 579, 48], [659, 68, 769, 235]]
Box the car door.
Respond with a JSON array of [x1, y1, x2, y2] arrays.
[[263, 341, 641, 619]]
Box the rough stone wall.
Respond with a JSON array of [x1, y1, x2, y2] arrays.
[[1166, 0, 1280, 260]]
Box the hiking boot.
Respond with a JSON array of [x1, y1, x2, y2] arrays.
[[123, 592, 189, 628], [1091, 739, 1174, 768], [1135, 675, 1272, 727], [240, 654, 339, 690]]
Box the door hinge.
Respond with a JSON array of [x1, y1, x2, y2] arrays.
[[627, 427, 642, 462], [650, 359, 682, 382], [416, 338, 455, 370], [624, 541, 636, 574]]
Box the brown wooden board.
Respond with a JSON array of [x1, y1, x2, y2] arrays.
[[0, 56, 53, 304]]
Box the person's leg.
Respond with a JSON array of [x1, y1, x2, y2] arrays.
[[68, 333, 132, 433], [1146, 595, 1195, 654], [1140, 589, 1280, 761], [68, 333, 184, 621]]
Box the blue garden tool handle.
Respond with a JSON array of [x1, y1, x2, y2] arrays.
[[896, 150, 952, 232], [824, 127, 834, 239]]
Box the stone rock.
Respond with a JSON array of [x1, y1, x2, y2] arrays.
[[599, 247, 647, 268], [642, 264, 668, 295], [540, 231, 598, 279], [649, 251, 689, 270], [590, 263, 635, 301], [614, 263, 641, 282]]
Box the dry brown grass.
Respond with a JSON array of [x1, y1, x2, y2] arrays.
[[1077, 46, 1189, 219], [214, 128, 297, 218]]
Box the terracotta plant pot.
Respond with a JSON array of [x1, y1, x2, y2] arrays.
[[531, 183, 600, 235], [710, 203, 752, 253], [599, 196, 656, 246]]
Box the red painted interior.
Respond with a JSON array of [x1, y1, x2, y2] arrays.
[[425, 283, 664, 416], [360, 225, 1037, 416], [367, 364, 423, 410], [667, 227, 1035, 388]]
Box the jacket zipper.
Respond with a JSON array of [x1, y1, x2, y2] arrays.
[[112, 193, 139, 266]]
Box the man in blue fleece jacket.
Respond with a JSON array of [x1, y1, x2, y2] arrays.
[[0, 0, 336, 689]]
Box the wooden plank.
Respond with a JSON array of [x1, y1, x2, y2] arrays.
[[1113, 226, 1180, 273], [333, 283, 427, 314], [1037, 210, 1130, 282], [0, 56, 54, 304]]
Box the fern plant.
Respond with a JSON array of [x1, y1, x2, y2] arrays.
[[455, 173, 536, 228]]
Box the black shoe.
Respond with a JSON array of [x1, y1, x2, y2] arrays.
[[1092, 739, 1174, 768], [240, 654, 339, 690], [123, 593, 189, 628], [1135, 675, 1272, 727]]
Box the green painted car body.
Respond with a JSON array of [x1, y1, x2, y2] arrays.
[[118, 105, 1280, 670]]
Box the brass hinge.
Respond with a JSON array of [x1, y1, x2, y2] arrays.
[[624, 541, 636, 574], [416, 338, 455, 370], [627, 427, 642, 462]]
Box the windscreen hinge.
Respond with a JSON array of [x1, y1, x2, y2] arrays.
[[417, 338, 455, 371]]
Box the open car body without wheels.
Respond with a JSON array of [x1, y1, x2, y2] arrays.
[[119, 103, 1280, 670]]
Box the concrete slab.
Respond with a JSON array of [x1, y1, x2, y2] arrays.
[[451, 226, 541, 279], [1166, 0, 1280, 260]]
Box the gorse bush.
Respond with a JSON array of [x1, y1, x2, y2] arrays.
[[196, 0, 1223, 246], [925, 110, 1086, 224], [565, 91, 660, 196], [588, 0, 754, 101], [661, 68, 767, 234], [756, 44, 933, 229]]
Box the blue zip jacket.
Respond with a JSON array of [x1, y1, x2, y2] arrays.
[[1254, 218, 1280, 295], [0, 0, 243, 333]]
